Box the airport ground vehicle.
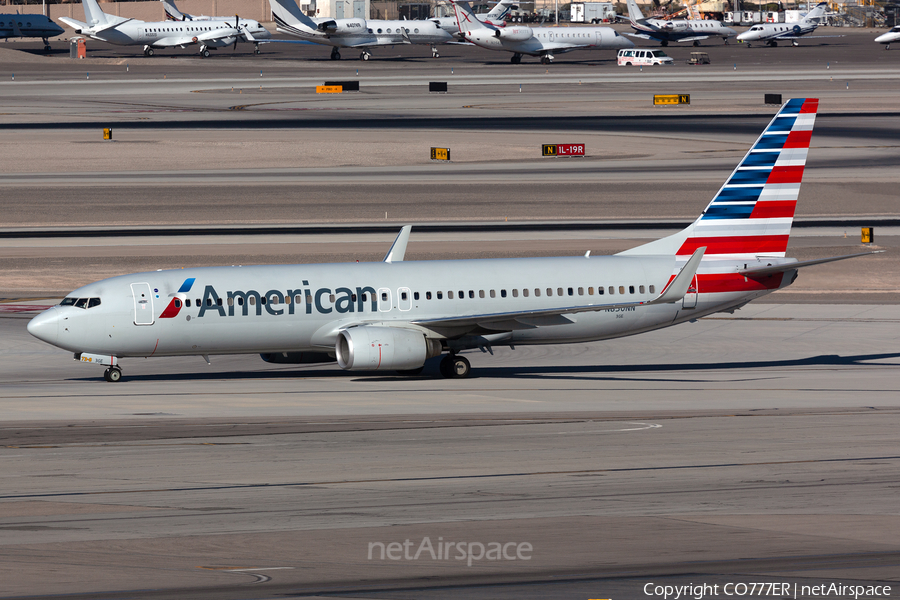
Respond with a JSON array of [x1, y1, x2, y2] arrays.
[[570, 2, 616, 23], [617, 48, 674, 65]]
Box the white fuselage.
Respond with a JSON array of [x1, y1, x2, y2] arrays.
[[70, 17, 270, 48], [875, 26, 900, 45], [462, 25, 633, 56], [275, 17, 453, 48], [27, 254, 789, 361], [632, 18, 736, 42]]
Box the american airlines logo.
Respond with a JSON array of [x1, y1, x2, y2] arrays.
[[160, 280, 379, 319]]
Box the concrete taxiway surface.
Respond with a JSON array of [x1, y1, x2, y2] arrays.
[[1, 304, 899, 599]]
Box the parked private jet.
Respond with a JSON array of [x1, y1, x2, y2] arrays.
[[27, 99, 880, 383], [270, 0, 454, 60], [59, 0, 271, 56], [624, 0, 736, 46], [736, 2, 835, 46], [452, 0, 632, 63], [875, 25, 900, 49], [0, 12, 64, 50], [432, 0, 515, 39]]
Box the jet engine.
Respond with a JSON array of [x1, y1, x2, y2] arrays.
[[260, 352, 336, 364], [317, 18, 367, 34], [493, 26, 532, 41], [336, 326, 441, 371]]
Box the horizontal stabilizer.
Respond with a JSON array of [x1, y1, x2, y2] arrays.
[[739, 250, 883, 276]]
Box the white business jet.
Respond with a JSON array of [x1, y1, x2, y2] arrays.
[[452, 0, 632, 64], [624, 0, 736, 46], [0, 12, 64, 51], [28, 99, 880, 383], [59, 0, 271, 57], [875, 25, 900, 49], [432, 0, 515, 39], [737, 2, 836, 47], [270, 0, 454, 60]]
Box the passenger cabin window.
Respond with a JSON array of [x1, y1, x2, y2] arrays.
[[174, 299, 181, 308], [426, 291, 432, 300], [468, 290, 474, 299], [546, 288, 552, 296], [649, 285, 656, 294], [437, 291, 443, 299], [401, 291, 408, 301], [512, 289, 518, 298], [501, 289, 507, 298], [479, 290, 485, 298], [558, 287, 564, 296], [598, 287, 605, 295], [414, 292, 419, 300], [186, 299, 192, 307], [381, 292, 388, 302], [639, 285, 645, 294], [567, 287, 574, 296], [490, 290, 496, 298], [523, 288, 529, 297], [535, 288, 541, 297], [619, 286, 626, 295], [448, 291, 454, 299], [629, 286, 635, 294], [609, 286, 615, 295], [578, 287, 584, 296]]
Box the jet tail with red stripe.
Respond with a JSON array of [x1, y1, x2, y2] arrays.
[[620, 98, 818, 259]]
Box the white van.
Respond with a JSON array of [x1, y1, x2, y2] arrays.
[[617, 49, 675, 66]]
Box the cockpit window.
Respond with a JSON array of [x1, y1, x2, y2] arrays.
[[62, 297, 100, 309]]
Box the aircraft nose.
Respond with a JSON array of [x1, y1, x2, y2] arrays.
[[27, 307, 59, 346]]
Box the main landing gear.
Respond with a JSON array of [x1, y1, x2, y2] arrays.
[[360, 50, 371, 60], [331, 47, 341, 60], [103, 366, 123, 383], [200, 45, 211, 57], [254, 42, 260, 54], [439, 353, 471, 379], [431, 45, 440, 58], [660, 40, 669, 46], [693, 40, 700, 46], [511, 52, 522, 64], [143, 45, 155, 56], [540, 53, 554, 64]]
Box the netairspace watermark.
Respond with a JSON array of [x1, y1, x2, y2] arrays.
[[643, 582, 892, 600], [368, 537, 532, 567]]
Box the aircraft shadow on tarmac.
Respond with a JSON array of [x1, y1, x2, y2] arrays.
[[69, 351, 900, 383]]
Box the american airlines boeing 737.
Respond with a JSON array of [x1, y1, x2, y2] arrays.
[[27, 99, 879, 382]]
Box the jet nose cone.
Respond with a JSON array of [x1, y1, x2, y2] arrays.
[[27, 307, 60, 346]]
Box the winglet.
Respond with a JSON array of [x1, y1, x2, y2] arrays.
[[383, 226, 412, 263], [649, 246, 705, 304]]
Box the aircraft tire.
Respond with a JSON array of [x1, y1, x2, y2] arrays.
[[104, 367, 122, 383], [255, 47, 260, 54], [145, 48, 155, 57], [661, 40, 668, 46], [201, 49, 211, 57], [693, 40, 700, 46], [450, 356, 471, 378], [360, 52, 369, 60]]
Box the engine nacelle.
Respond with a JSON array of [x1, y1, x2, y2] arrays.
[[260, 352, 336, 364], [493, 26, 533, 41], [336, 326, 441, 371], [318, 18, 367, 34]]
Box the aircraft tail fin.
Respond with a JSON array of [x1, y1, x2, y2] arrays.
[[81, 0, 110, 26], [452, 0, 495, 35], [485, 0, 515, 22], [619, 98, 819, 260], [803, 1, 827, 24], [626, 0, 646, 24], [269, 0, 319, 34], [161, 0, 187, 21]]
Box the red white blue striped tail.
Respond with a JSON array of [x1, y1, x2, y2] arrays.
[[621, 98, 818, 259]]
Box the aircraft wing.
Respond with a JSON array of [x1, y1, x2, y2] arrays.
[[738, 251, 883, 276], [675, 35, 711, 42], [623, 32, 657, 40], [58, 17, 88, 30], [413, 247, 706, 334]]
